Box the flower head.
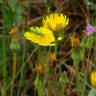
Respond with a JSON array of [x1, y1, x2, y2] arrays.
[[10, 27, 19, 38], [35, 64, 45, 76], [50, 52, 57, 62], [24, 27, 55, 46], [10, 27, 20, 50], [43, 13, 69, 32], [50, 52, 57, 67], [91, 71, 96, 88], [70, 36, 80, 48], [86, 24, 95, 36]]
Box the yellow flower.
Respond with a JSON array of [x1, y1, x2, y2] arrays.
[[43, 13, 69, 32], [91, 71, 96, 88], [24, 27, 55, 46]]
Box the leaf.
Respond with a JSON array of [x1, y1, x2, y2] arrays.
[[5, 8, 14, 30], [9, 0, 16, 9], [34, 76, 46, 96], [71, 48, 84, 62], [76, 74, 85, 96], [59, 72, 69, 88], [88, 88, 96, 96], [15, 3, 23, 25], [80, 36, 94, 49], [38, 78, 46, 96], [90, 3, 96, 11]]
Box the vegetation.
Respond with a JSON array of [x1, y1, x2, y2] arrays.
[[1, 0, 96, 96]]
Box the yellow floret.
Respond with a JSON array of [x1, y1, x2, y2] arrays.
[[91, 71, 96, 88], [43, 13, 69, 32], [24, 26, 55, 46]]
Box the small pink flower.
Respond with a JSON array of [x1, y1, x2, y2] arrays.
[[86, 24, 95, 36]]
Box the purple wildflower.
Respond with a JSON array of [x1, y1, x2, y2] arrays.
[[86, 24, 95, 36]]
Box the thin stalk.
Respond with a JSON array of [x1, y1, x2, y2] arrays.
[[54, 38, 58, 96], [7, 46, 39, 90], [55, 37, 58, 54], [11, 51, 17, 96], [54, 76, 58, 96], [2, 0, 7, 96], [62, 87, 65, 96], [73, 59, 79, 96], [86, 49, 91, 72], [2, 23, 7, 96], [47, 80, 51, 96], [81, 49, 86, 95], [46, 47, 51, 96], [74, 60, 79, 73], [17, 38, 26, 96]]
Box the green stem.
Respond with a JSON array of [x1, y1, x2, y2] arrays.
[[2, 0, 7, 96], [74, 60, 79, 95], [2, 24, 7, 96], [62, 87, 65, 96], [7, 46, 39, 90], [11, 51, 17, 96], [55, 39, 58, 96], [47, 80, 51, 96], [55, 38, 58, 54], [74, 60, 79, 73], [17, 38, 25, 96]]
